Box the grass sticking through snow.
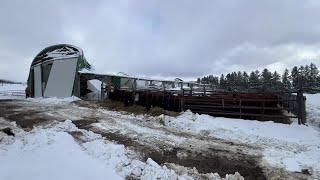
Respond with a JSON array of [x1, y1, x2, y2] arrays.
[[99, 100, 180, 117]]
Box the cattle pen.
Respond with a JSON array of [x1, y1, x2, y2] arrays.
[[79, 72, 307, 124]]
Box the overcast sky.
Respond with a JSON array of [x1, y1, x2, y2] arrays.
[[1, 0, 320, 82]]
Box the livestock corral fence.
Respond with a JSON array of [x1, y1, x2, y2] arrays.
[[79, 72, 307, 124]]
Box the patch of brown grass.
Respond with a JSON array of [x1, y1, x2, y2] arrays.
[[99, 100, 179, 117]]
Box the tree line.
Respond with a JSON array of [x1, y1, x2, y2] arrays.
[[196, 63, 320, 93], [0, 79, 23, 85]]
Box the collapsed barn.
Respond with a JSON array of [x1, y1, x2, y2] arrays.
[[26, 44, 306, 124]]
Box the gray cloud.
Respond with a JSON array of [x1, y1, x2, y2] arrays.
[[0, 0, 320, 82]]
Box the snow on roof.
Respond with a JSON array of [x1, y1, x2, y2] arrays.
[[32, 44, 83, 66], [79, 70, 201, 85]]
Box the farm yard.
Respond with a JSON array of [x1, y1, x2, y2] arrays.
[[2, 1, 320, 179], [1, 83, 319, 179]]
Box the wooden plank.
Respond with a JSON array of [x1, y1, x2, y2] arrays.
[[184, 105, 284, 110], [190, 110, 297, 118]]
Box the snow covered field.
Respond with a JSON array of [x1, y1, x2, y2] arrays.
[[0, 83, 26, 99], [0, 83, 320, 179], [0, 83, 26, 91]]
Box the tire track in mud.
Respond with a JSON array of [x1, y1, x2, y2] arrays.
[[73, 119, 266, 179]]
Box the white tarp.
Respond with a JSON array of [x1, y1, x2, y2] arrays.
[[44, 58, 78, 98], [34, 65, 42, 97], [85, 79, 102, 100], [87, 79, 101, 92]]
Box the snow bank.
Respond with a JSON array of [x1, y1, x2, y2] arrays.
[[26, 96, 81, 104], [166, 111, 318, 144], [163, 110, 320, 176], [0, 122, 120, 180]]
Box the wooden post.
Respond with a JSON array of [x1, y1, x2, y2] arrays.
[[100, 82, 104, 100], [179, 82, 184, 96], [222, 99, 225, 109], [302, 96, 306, 124], [132, 79, 137, 104], [296, 75, 307, 125], [297, 89, 306, 125], [262, 101, 265, 121], [239, 99, 242, 119], [146, 92, 151, 111], [162, 82, 165, 92], [180, 96, 185, 112]]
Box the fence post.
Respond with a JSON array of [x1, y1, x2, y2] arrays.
[[180, 96, 185, 112], [297, 89, 306, 125], [100, 82, 104, 100], [133, 79, 137, 104], [239, 99, 242, 119]]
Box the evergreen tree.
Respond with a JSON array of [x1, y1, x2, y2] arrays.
[[271, 71, 281, 90], [242, 71, 249, 89], [219, 74, 225, 89], [196, 62, 319, 92], [291, 66, 299, 89], [225, 73, 232, 91], [303, 65, 310, 88], [282, 68, 291, 90], [261, 68, 272, 90], [249, 70, 260, 89], [298, 65, 307, 88], [309, 63, 319, 88], [236, 71, 243, 89]]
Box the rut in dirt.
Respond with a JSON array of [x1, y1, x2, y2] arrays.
[[73, 119, 266, 180], [0, 100, 61, 129]]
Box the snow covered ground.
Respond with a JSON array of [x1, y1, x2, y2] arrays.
[[0, 83, 26, 99], [0, 118, 242, 180], [26, 96, 81, 104], [0, 119, 121, 180], [305, 93, 320, 128], [0, 83, 26, 91], [163, 111, 320, 175], [1, 83, 320, 179]]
